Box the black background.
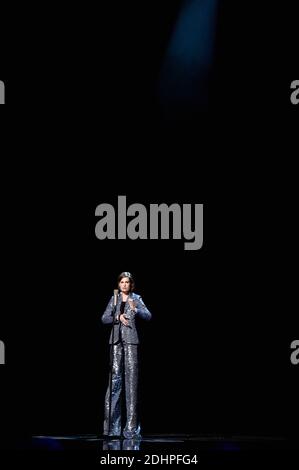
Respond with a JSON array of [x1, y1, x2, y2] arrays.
[[0, 0, 298, 453]]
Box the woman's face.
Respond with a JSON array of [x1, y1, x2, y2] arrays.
[[119, 277, 131, 294]]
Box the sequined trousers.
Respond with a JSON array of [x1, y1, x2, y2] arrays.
[[103, 342, 141, 438]]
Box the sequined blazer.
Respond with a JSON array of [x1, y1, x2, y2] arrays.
[[101, 292, 151, 344]]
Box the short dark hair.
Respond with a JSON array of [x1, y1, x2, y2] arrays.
[[117, 272, 135, 292]]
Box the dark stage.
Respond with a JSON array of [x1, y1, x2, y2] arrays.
[[0, 1, 298, 468], [27, 434, 299, 452], [1, 434, 298, 468]]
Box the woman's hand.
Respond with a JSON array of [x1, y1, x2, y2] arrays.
[[120, 314, 129, 326], [128, 299, 137, 312]]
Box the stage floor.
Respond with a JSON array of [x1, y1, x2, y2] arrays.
[[2, 433, 298, 449], [1, 434, 298, 467], [29, 433, 297, 451]]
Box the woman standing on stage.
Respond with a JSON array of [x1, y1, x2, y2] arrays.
[[102, 272, 151, 438]]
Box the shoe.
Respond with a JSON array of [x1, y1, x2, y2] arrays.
[[122, 424, 141, 439]]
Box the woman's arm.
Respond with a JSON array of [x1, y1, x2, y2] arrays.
[[134, 295, 152, 321], [101, 296, 114, 324]]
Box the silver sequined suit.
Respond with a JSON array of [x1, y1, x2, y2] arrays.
[[102, 292, 151, 438]]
